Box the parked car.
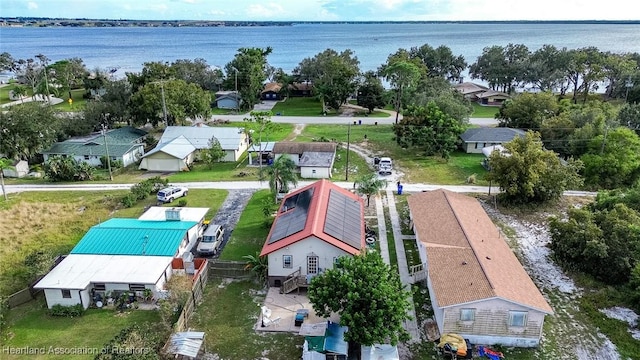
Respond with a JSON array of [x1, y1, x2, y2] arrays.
[[157, 186, 188, 203], [377, 157, 393, 175], [196, 224, 225, 256]]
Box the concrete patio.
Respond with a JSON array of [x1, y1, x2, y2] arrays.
[[254, 287, 339, 333]]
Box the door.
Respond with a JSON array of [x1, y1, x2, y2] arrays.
[[307, 256, 319, 275]]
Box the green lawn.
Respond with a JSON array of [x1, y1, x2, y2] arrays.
[[2, 297, 161, 360], [271, 97, 390, 117], [299, 124, 488, 184], [471, 102, 500, 118], [52, 88, 87, 111], [113, 188, 228, 220], [190, 279, 302, 359], [220, 190, 271, 260]]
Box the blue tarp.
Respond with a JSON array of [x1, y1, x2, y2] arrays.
[[324, 322, 348, 356]]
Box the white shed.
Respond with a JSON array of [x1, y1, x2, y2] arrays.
[[2, 160, 29, 178], [139, 135, 196, 172]]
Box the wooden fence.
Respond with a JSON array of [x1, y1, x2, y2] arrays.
[[174, 259, 209, 332], [208, 259, 251, 279]]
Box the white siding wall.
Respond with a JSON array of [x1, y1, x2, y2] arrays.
[[301, 167, 331, 179], [267, 236, 350, 278], [79, 289, 91, 309], [275, 154, 300, 166], [43, 288, 85, 309]]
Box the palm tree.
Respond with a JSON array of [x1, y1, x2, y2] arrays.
[[260, 156, 298, 203], [355, 173, 388, 207], [243, 252, 268, 285]]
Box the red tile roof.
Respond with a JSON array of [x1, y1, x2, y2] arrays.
[[407, 189, 553, 314], [260, 179, 365, 256]]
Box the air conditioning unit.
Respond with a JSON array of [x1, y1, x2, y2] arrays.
[[165, 208, 182, 221]]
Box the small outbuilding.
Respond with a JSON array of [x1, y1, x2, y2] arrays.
[[261, 82, 283, 100], [214, 91, 241, 110], [2, 160, 29, 178], [273, 142, 337, 179]]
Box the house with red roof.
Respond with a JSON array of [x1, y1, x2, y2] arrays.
[[407, 189, 553, 347], [260, 179, 365, 292]]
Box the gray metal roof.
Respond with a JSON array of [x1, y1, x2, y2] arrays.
[[142, 135, 196, 159], [323, 189, 362, 249], [43, 142, 142, 157], [460, 127, 526, 143], [299, 151, 334, 167], [248, 141, 276, 153], [167, 331, 204, 358], [160, 126, 245, 150]]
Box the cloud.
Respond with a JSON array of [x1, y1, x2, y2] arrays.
[[246, 3, 286, 19], [27, 1, 38, 9]]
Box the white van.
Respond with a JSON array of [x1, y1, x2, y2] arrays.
[[196, 224, 225, 256]]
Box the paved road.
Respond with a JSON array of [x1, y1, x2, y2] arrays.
[[2, 181, 596, 197]]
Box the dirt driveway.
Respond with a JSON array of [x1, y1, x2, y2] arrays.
[[207, 189, 256, 257]]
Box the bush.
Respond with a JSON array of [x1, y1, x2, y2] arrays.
[[49, 304, 85, 317], [177, 199, 187, 207], [121, 193, 137, 208]]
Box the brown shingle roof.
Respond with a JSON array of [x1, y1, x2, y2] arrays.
[[261, 82, 282, 94], [273, 142, 337, 154], [407, 189, 553, 314]]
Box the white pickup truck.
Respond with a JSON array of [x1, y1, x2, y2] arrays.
[[376, 157, 393, 175]]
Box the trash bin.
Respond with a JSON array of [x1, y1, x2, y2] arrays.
[[397, 184, 403, 195], [358, 119, 362, 125]]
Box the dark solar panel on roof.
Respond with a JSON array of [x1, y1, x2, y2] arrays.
[[324, 189, 362, 249], [268, 188, 314, 244]]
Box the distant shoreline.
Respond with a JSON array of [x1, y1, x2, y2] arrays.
[[2, 18, 640, 28]]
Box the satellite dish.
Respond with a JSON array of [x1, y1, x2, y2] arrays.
[[96, 301, 103, 308]]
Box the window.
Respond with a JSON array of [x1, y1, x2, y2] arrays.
[[61, 289, 71, 298], [509, 311, 528, 327], [307, 256, 319, 274], [93, 283, 106, 291], [283, 255, 293, 268], [84, 155, 90, 160], [460, 308, 475, 322], [312, 169, 316, 174], [129, 284, 146, 292]]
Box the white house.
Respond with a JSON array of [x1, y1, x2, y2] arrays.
[[2, 160, 29, 178], [273, 142, 337, 179], [140, 126, 248, 172], [459, 128, 526, 154], [42, 126, 147, 167], [260, 179, 365, 291], [407, 189, 553, 347], [34, 207, 209, 309]]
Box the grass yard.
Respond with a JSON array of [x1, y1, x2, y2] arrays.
[[471, 102, 500, 118], [167, 160, 260, 182], [190, 279, 302, 359], [0, 189, 227, 296], [52, 88, 87, 111], [271, 97, 333, 116], [299, 124, 488, 184], [2, 297, 161, 360], [220, 190, 272, 260]]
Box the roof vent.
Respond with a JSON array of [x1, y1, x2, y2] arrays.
[[165, 208, 182, 221]]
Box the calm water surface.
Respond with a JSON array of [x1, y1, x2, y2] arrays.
[[1, 23, 639, 76]]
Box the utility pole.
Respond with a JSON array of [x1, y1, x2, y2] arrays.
[[102, 124, 113, 181], [159, 80, 168, 124], [232, 67, 239, 114], [601, 125, 609, 155], [345, 122, 351, 181], [625, 76, 634, 102]]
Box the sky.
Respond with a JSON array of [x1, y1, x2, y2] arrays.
[[2, 0, 639, 21]]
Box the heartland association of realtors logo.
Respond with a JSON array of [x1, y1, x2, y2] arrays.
[[2, 346, 153, 355]]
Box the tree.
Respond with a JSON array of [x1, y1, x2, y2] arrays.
[[130, 79, 211, 127], [225, 47, 273, 111], [43, 155, 94, 182], [393, 103, 465, 159], [564, 47, 606, 104], [487, 131, 583, 204], [82, 68, 109, 98], [380, 60, 422, 124], [201, 137, 225, 168], [524, 45, 567, 92], [409, 44, 467, 81], [580, 127, 640, 189], [618, 103, 640, 134], [243, 252, 268, 284], [355, 173, 387, 207], [295, 49, 360, 112], [496, 92, 559, 129], [244, 110, 274, 172], [0, 158, 10, 200], [308, 252, 412, 346], [470, 44, 530, 93], [0, 52, 15, 72], [357, 71, 385, 114], [170, 58, 223, 91], [260, 156, 298, 203], [11, 85, 27, 103], [15, 58, 40, 97], [0, 102, 59, 160], [49, 58, 87, 95], [35, 54, 52, 103]]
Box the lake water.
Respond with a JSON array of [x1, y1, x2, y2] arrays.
[[1, 23, 639, 78]]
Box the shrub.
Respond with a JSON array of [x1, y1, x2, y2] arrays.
[[121, 193, 137, 208], [177, 199, 187, 207], [466, 173, 477, 184], [49, 304, 84, 317], [130, 182, 152, 201]]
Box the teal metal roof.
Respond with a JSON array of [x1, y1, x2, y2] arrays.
[[71, 218, 198, 256], [43, 142, 142, 157]]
